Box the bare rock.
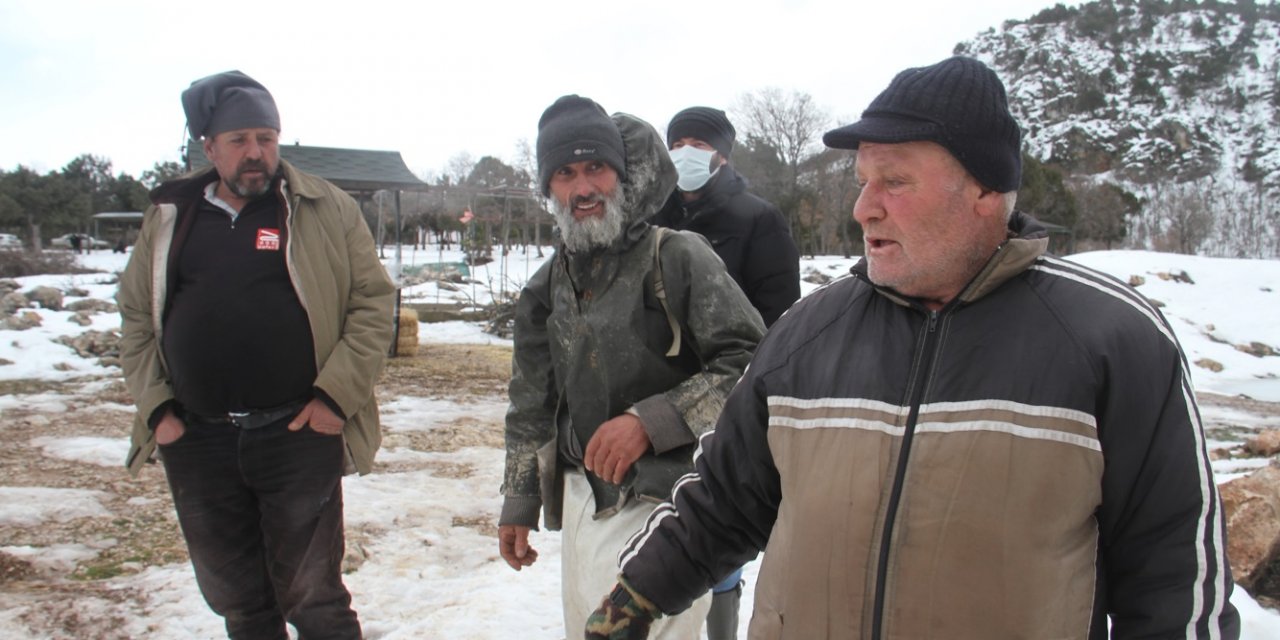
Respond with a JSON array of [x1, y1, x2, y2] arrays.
[[2, 291, 29, 315], [55, 329, 121, 359], [66, 298, 116, 314], [1237, 342, 1277, 358], [0, 279, 20, 295], [1154, 270, 1196, 284], [68, 312, 93, 327], [802, 268, 832, 286], [0, 357, 12, 366], [1147, 298, 1166, 308], [1246, 430, 1280, 457], [25, 286, 63, 311], [1128, 275, 1145, 287], [65, 287, 89, 297], [1195, 358, 1224, 372], [3, 311, 42, 331], [1220, 463, 1280, 589]]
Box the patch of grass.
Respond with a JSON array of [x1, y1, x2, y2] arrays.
[[0, 378, 75, 396], [75, 564, 126, 581]]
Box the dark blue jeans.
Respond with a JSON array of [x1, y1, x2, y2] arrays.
[[159, 417, 360, 640]]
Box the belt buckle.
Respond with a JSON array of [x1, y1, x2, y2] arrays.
[[227, 411, 250, 428]]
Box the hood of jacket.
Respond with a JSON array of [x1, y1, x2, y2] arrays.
[[598, 112, 678, 251]]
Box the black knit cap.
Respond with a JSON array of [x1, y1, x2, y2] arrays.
[[536, 95, 627, 197], [823, 56, 1022, 192], [666, 106, 736, 157], [181, 70, 280, 139]]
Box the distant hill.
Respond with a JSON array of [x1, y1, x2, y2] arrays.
[[957, 0, 1280, 258]]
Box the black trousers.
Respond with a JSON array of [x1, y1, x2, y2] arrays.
[[159, 417, 361, 640]]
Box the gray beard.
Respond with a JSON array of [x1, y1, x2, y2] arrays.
[[551, 191, 626, 253]]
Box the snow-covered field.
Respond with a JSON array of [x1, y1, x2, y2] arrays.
[[1, 244, 1278, 639]]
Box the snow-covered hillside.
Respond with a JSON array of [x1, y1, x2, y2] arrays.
[[958, 0, 1280, 257]]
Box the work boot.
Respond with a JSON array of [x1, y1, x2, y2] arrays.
[[705, 581, 742, 640]]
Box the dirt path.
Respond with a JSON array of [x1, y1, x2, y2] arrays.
[[0, 343, 512, 639], [1, 342, 1278, 638]]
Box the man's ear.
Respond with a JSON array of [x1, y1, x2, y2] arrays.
[[202, 137, 215, 161], [974, 187, 1006, 220]]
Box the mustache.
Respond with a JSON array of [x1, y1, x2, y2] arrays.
[[236, 159, 270, 175], [570, 194, 606, 208]]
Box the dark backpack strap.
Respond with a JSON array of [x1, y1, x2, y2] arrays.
[[652, 227, 681, 357]]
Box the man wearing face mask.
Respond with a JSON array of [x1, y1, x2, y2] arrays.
[[651, 105, 800, 640], [652, 107, 801, 328]]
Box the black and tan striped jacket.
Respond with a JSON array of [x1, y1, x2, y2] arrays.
[[620, 212, 1239, 639]]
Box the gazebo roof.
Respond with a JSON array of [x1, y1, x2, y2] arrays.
[[185, 140, 429, 195]]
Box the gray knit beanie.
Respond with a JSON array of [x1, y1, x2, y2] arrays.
[[182, 70, 281, 139], [536, 95, 627, 197]]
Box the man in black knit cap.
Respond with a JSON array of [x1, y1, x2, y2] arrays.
[[118, 70, 394, 639], [587, 56, 1240, 639], [497, 95, 764, 639], [652, 107, 800, 328]]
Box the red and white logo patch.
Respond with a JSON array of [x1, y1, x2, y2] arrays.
[[256, 228, 280, 251]]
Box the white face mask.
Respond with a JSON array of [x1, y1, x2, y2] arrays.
[[669, 145, 719, 192]]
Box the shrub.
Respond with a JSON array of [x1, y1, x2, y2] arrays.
[[0, 250, 96, 278]]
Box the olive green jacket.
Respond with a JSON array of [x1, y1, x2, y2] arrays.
[[118, 160, 395, 476], [500, 113, 765, 530]]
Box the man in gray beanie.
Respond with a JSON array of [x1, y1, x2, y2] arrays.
[[587, 56, 1240, 639], [119, 70, 394, 639], [498, 95, 764, 639]]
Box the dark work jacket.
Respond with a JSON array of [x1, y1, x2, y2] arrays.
[[619, 212, 1239, 639], [651, 166, 800, 327], [499, 114, 765, 531]]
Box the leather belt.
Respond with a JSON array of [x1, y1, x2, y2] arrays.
[[186, 399, 308, 430]]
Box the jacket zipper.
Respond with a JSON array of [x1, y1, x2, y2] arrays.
[[870, 308, 943, 639]]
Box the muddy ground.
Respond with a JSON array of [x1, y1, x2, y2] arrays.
[[0, 342, 511, 639], [0, 342, 1277, 637]]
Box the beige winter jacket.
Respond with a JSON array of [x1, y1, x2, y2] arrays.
[[118, 160, 395, 476]]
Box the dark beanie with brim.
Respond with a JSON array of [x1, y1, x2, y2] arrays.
[[182, 70, 281, 139], [536, 95, 627, 197], [666, 106, 736, 157], [823, 56, 1022, 193]]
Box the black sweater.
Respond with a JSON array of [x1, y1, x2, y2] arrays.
[[158, 177, 316, 415], [650, 167, 800, 327]]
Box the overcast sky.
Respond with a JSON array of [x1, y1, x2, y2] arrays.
[[1, 0, 1067, 181]]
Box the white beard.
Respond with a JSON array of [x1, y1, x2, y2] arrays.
[[550, 190, 626, 253]]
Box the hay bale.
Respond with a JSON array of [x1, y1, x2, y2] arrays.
[[395, 335, 419, 357], [398, 308, 419, 337]]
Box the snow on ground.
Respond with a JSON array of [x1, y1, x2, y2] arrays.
[[0, 245, 1278, 638], [0, 487, 112, 527]]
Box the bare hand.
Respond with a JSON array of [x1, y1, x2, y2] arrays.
[[154, 408, 185, 445], [498, 525, 539, 571], [288, 399, 345, 435], [584, 413, 652, 485]]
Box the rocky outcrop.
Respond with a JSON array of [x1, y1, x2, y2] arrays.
[[1220, 463, 1280, 590], [25, 286, 63, 311]]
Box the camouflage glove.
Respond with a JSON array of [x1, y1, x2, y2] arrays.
[[584, 577, 662, 640]]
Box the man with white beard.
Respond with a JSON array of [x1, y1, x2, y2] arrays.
[[496, 95, 765, 639]]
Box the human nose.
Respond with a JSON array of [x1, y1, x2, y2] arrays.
[[570, 175, 598, 199], [853, 184, 882, 225]]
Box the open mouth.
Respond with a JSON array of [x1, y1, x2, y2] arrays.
[[572, 198, 605, 218]]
